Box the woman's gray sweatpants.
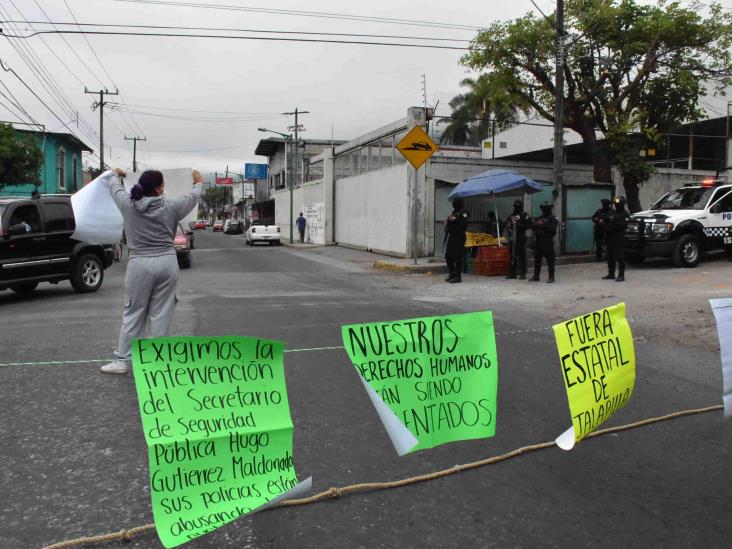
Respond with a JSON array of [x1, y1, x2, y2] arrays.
[[114, 254, 179, 362]]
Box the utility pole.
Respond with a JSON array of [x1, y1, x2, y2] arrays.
[[552, 0, 565, 251], [283, 107, 310, 244], [124, 136, 146, 172], [85, 87, 119, 171]]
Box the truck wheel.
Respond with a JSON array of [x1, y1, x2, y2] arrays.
[[672, 235, 701, 268], [10, 282, 39, 294], [71, 253, 104, 293], [626, 253, 645, 265]]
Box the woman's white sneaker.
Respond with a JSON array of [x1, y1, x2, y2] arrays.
[[100, 360, 130, 374]]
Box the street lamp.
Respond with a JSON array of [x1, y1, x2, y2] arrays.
[[259, 127, 294, 244]]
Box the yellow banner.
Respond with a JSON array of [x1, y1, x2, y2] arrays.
[[553, 303, 635, 445]]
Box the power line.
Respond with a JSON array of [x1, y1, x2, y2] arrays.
[[0, 78, 40, 126], [0, 3, 106, 155], [0, 4, 80, 118], [2, 29, 471, 50], [112, 0, 480, 31], [108, 106, 284, 122], [145, 142, 257, 153], [117, 103, 283, 115], [0, 58, 103, 165], [27, 0, 108, 89], [0, 95, 37, 127], [60, 0, 149, 144], [3, 20, 472, 43]]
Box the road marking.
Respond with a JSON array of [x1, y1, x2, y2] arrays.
[[0, 308, 705, 368]]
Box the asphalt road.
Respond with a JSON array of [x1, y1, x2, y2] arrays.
[[1, 230, 730, 549]]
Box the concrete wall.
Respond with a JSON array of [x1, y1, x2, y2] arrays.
[[274, 179, 328, 244], [612, 167, 716, 210], [335, 163, 408, 256]]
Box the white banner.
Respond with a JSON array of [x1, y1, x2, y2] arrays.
[[70, 172, 123, 244], [710, 298, 732, 417]]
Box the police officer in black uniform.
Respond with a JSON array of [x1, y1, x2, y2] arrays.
[[504, 199, 532, 279], [444, 196, 469, 284], [592, 198, 612, 261], [603, 196, 631, 282], [529, 201, 559, 283]]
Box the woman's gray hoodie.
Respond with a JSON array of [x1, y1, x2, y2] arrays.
[[103, 171, 202, 257]]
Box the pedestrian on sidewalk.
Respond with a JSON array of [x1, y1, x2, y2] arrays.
[[100, 168, 204, 374], [603, 196, 631, 282], [504, 199, 532, 279], [444, 196, 469, 283], [296, 212, 306, 243], [529, 202, 558, 283]]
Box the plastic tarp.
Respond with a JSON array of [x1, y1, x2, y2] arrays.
[[70, 171, 123, 244], [125, 168, 197, 227], [448, 169, 543, 199]]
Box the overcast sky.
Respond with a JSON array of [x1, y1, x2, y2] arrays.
[[1, 1, 729, 179]]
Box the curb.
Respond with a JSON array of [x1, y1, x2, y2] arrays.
[[280, 241, 326, 250], [374, 253, 600, 275], [373, 260, 448, 274]]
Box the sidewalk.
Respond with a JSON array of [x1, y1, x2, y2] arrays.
[[372, 250, 599, 274], [285, 242, 599, 274]]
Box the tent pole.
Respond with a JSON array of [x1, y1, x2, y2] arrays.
[[493, 193, 501, 243]]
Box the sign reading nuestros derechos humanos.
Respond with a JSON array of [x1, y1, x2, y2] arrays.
[[131, 336, 310, 548], [341, 311, 498, 455]]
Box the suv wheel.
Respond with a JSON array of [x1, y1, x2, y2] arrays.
[[672, 234, 701, 268], [71, 253, 104, 293], [10, 282, 39, 294]]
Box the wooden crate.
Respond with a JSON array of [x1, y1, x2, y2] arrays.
[[472, 246, 510, 276]]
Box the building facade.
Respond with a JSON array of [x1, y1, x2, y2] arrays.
[[1, 129, 93, 197]]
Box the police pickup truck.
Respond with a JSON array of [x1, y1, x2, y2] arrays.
[[624, 180, 732, 267]]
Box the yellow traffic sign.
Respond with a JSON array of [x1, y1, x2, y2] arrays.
[[396, 126, 438, 169]]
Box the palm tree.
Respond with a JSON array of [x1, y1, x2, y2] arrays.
[[439, 73, 528, 146]]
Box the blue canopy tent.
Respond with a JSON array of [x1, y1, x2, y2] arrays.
[[448, 169, 543, 243]]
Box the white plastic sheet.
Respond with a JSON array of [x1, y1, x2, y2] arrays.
[[125, 168, 197, 227], [70, 171, 123, 244], [710, 298, 732, 417]]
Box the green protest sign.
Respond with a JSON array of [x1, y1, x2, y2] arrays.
[[131, 336, 307, 548], [341, 311, 498, 454]]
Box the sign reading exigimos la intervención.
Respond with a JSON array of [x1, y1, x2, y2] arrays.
[[132, 336, 310, 548]]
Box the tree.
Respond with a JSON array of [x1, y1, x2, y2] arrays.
[[202, 186, 227, 217], [439, 73, 528, 146], [462, 0, 732, 211], [0, 124, 43, 191]]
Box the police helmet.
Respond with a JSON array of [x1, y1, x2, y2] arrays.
[[513, 199, 524, 210], [540, 201, 553, 214], [613, 196, 627, 208], [601, 198, 612, 206], [452, 196, 465, 210]]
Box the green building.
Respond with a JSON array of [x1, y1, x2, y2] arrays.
[[0, 128, 93, 197]]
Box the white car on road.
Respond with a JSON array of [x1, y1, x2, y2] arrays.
[[245, 219, 281, 246]]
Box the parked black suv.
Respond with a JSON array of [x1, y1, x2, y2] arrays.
[[0, 195, 114, 294]]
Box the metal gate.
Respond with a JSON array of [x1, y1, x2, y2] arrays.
[[563, 186, 614, 253]]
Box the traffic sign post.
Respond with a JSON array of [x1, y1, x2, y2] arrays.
[[396, 126, 438, 264]]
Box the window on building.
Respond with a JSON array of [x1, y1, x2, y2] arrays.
[[57, 146, 66, 191], [71, 155, 78, 191]]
